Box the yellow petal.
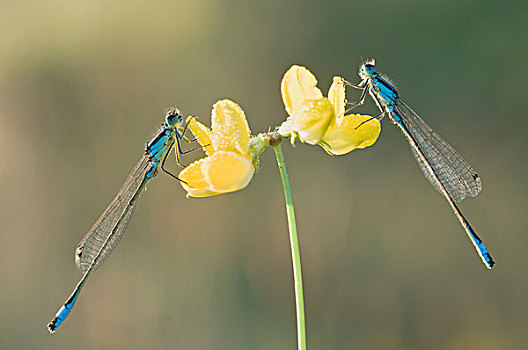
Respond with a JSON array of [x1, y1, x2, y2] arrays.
[[277, 116, 296, 139], [277, 116, 300, 146], [293, 98, 334, 145], [211, 100, 250, 156], [186, 116, 214, 156], [320, 114, 381, 155], [179, 158, 219, 197], [203, 151, 254, 193], [327, 76, 346, 120], [281, 65, 323, 116]]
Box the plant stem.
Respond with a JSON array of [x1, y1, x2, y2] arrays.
[[272, 139, 306, 350]]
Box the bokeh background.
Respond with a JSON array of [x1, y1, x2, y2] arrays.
[[1, 0, 527, 349]]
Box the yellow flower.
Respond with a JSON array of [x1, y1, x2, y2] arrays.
[[179, 99, 262, 197], [278, 65, 381, 155]]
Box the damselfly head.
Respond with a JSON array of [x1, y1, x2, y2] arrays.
[[165, 107, 183, 127], [359, 59, 376, 79]]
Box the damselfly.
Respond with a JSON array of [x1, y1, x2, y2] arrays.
[[48, 108, 194, 333], [346, 59, 494, 269]]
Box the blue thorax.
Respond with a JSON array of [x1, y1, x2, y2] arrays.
[[144, 108, 183, 179]]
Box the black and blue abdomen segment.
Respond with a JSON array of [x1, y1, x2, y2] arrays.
[[47, 285, 81, 333], [466, 223, 495, 268]]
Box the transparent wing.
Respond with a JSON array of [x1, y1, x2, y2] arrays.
[[75, 155, 151, 273], [395, 100, 481, 202]]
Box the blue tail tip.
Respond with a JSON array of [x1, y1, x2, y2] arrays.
[[486, 255, 495, 269]]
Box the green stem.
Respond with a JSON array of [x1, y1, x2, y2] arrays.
[[272, 139, 306, 350]]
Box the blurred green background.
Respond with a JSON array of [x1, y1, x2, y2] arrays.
[[1, 0, 527, 349]]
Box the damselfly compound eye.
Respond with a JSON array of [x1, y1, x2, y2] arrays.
[[165, 107, 182, 126]]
